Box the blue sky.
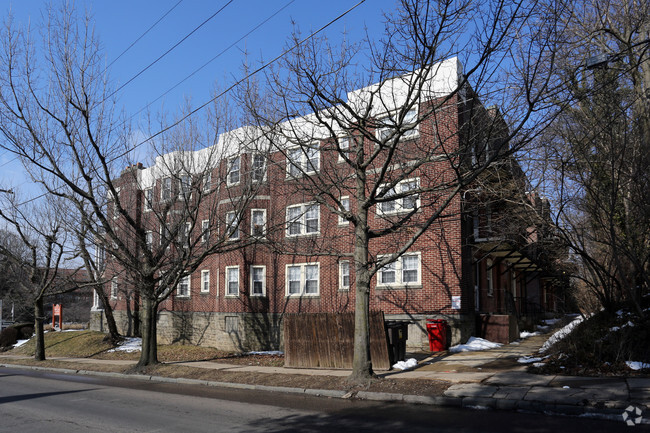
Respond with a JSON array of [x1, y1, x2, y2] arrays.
[[1, 0, 394, 194]]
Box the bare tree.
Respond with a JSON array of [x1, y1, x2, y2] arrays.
[[242, 0, 563, 381]]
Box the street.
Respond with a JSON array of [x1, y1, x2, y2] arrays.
[[0, 366, 644, 432]]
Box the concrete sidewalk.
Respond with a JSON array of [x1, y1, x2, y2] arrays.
[[1, 333, 649, 424]]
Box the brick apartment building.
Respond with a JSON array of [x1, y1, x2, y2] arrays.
[[91, 58, 563, 351]]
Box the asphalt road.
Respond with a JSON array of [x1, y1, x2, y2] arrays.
[[0, 366, 645, 432]]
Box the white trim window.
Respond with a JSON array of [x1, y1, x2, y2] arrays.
[[377, 253, 421, 287], [376, 107, 418, 142], [228, 156, 241, 185], [486, 259, 494, 297], [179, 174, 191, 199], [250, 266, 266, 296], [226, 211, 240, 240], [252, 153, 266, 182], [226, 266, 239, 296], [287, 144, 319, 177], [144, 188, 153, 212], [179, 221, 191, 248], [110, 278, 118, 299], [145, 231, 153, 251], [201, 219, 210, 244], [111, 187, 121, 219], [251, 209, 267, 238], [203, 172, 212, 192], [177, 275, 190, 297], [338, 137, 351, 162], [286, 203, 319, 236], [286, 263, 320, 296], [161, 177, 172, 201], [378, 178, 420, 215], [201, 270, 210, 293], [338, 196, 350, 226], [339, 260, 350, 291]]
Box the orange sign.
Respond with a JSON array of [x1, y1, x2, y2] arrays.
[[52, 304, 62, 328]]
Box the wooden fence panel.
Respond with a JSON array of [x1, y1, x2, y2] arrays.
[[284, 312, 390, 370]]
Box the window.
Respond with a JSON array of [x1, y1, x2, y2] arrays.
[[250, 266, 266, 296], [377, 253, 421, 287], [161, 177, 172, 201], [338, 137, 350, 162], [179, 174, 191, 198], [201, 219, 210, 243], [286, 203, 319, 236], [144, 188, 153, 211], [252, 153, 266, 182], [204, 172, 212, 192], [286, 263, 319, 296], [228, 156, 240, 185], [179, 221, 191, 248], [251, 209, 266, 237], [378, 178, 420, 215], [287, 144, 319, 177], [145, 231, 153, 250], [226, 211, 240, 240], [226, 266, 239, 296], [376, 108, 418, 142], [160, 224, 171, 247], [339, 261, 350, 291], [111, 187, 121, 219], [110, 278, 118, 299], [177, 275, 190, 297], [338, 196, 350, 225], [201, 270, 210, 293], [486, 259, 494, 296]]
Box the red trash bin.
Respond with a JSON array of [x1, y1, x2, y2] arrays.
[[426, 319, 448, 351]]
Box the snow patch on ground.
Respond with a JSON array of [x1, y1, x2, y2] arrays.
[[246, 351, 284, 356], [520, 331, 541, 339], [107, 337, 142, 353], [449, 337, 502, 353], [14, 339, 29, 347], [626, 361, 650, 371], [518, 356, 543, 364], [542, 318, 561, 326], [540, 315, 584, 353], [392, 358, 418, 371]]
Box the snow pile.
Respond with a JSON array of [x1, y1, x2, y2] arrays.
[[517, 356, 543, 364], [539, 315, 584, 353], [392, 358, 418, 370], [107, 337, 142, 353], [542, 318, 561, 326], [449, 337, 502, 353], [14, 339, 29, 347], [520, 331, 540, 339], [246, 351, 284, 356], [626, 361, 650, 371]]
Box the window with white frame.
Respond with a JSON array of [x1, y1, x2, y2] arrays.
[[252, 153, 266, 182], [226, 211, 240, 240], [486, 259, 494, 296], [250, 266, 266, 296], [378, 178, 420, 215], [338, 196, 350, 225], [339, 260, 350, 291], [144, 188, 153, 211], [226, 266, 239, 296], [161, 177, 172, 201], [178, 221, 191, 248], [145, 231, 153, 251], [111, 187, 121, 219], [338, 137, 350, 162], [204, 172, 212, 192], [160, 224, 171, 247], [201, 219, 210, 243], [177, 275, 190, 297], [228, 156, 240, 185], [251, 209, 266, 237], [286, 263, 319, 296], [179, 174, 191, 198], [286, 203, 319, 236], [201, 270, 210, 293], [376, 107, 418, 142], [287, 145, 319, 177], [377, 253, 421, 287], [110, 278, 118, 299]]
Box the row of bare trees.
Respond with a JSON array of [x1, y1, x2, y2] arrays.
[[0, 0, 645, 381]]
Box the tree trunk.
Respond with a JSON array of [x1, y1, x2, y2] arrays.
[[137, 294, 158, 367], [349, 207, 374, 383], [95, 287, 120, 342], [33, 296, 46, 361]]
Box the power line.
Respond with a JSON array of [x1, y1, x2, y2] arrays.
[[105, 0, 185, 71], [128, 0, 296, 121], [105, 0, 236, 101]]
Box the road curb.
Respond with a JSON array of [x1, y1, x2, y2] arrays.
[[0, 362, 641, 421]]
